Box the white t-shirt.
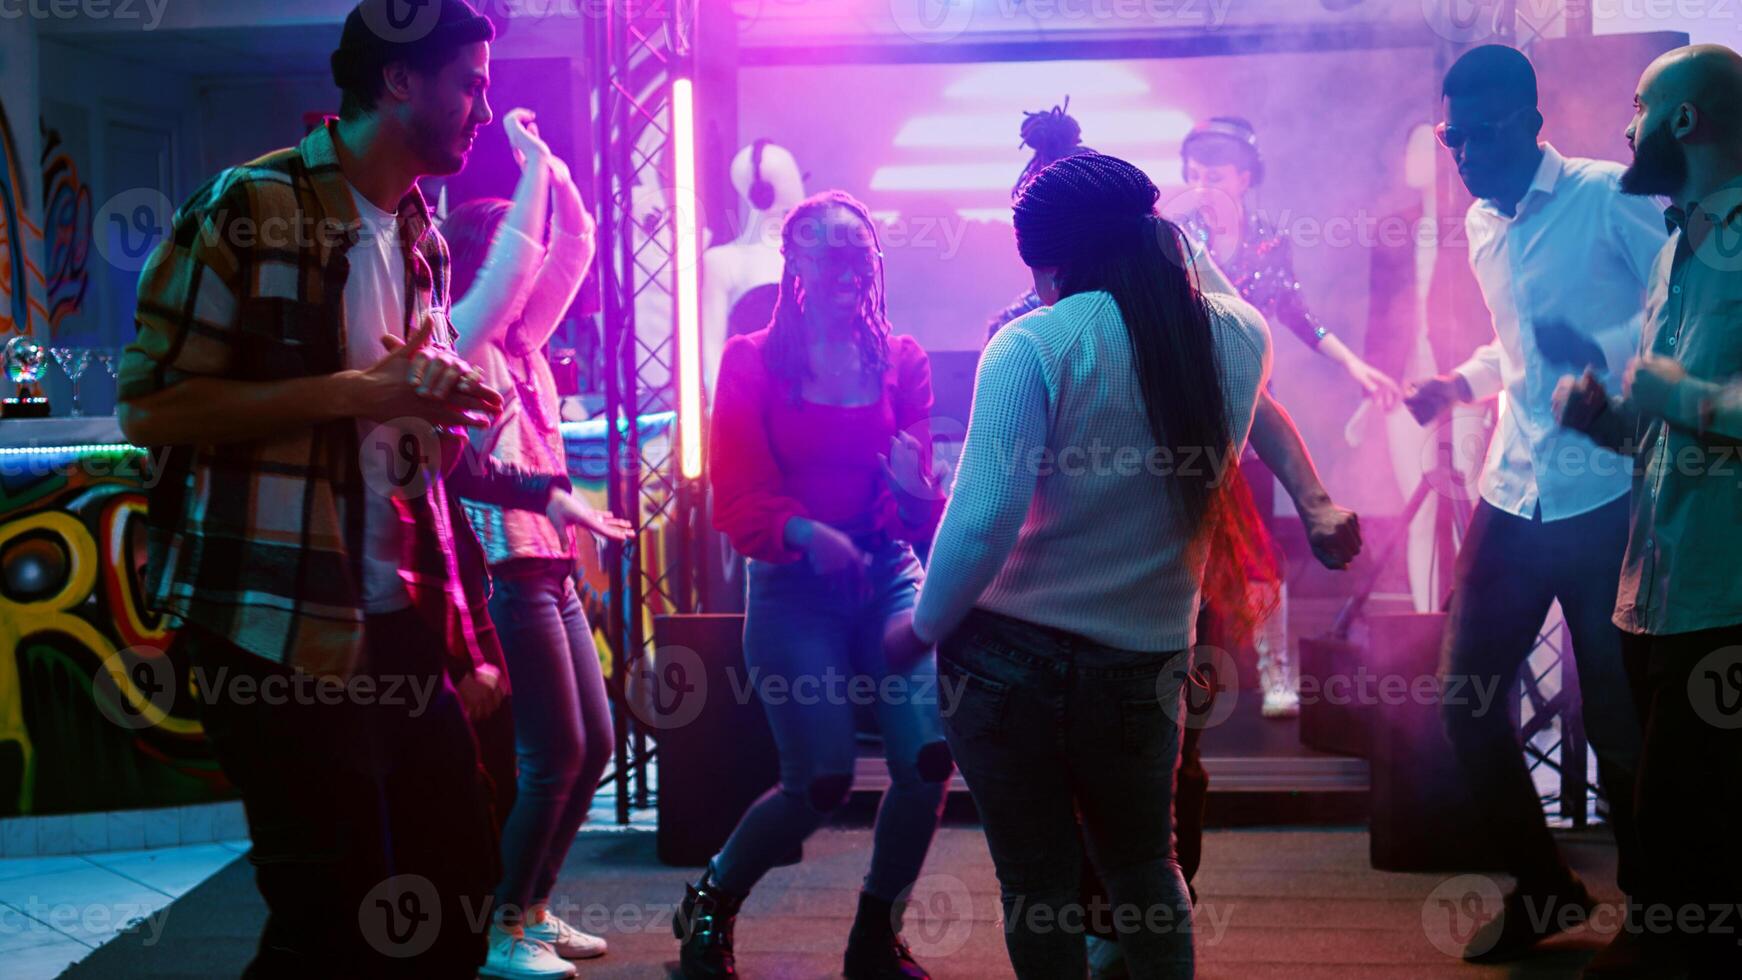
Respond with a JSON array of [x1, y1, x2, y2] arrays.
[[345, 183, 412, 614]]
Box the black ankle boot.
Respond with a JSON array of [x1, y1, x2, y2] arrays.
[[675, 868, 746, 978], [843, 891, 930, 980]]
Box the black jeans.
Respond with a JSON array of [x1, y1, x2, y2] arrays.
[[941, 608, 1194, 980], [1438, 496, 1643, 895], [1621, 624, 1742, 975], [183, 609, 501, 979]]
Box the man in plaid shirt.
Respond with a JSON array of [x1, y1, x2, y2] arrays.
[[116, 2, 592, 975]]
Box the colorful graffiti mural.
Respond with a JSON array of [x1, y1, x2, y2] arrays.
[[0, 444, 227, 817], [0, 98, 49, 338], [0, 416, 676, 817], [40, 121, 91, 332]]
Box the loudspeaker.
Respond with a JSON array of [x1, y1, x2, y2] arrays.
[[652, 614, 784, 867], [1366, 612, 1505, 872], [1298, 633, 1370, 758]]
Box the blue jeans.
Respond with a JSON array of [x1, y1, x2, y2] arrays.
[[489, 559, 615, 920], [711, 540, 952, 901], [940, 608, 1194, 980]]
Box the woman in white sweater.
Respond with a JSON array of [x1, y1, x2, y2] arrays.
[[887, 153, 1272, 979]]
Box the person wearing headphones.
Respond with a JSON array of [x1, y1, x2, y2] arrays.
[[1172, 116, 1400, 718]]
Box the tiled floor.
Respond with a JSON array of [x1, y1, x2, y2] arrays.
[[0, 840, 248, 979], [0, 791, 654, 979]]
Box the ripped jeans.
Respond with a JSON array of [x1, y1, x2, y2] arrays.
[[710, 539, 952, 901]]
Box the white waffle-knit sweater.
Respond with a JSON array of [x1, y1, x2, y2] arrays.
[[913, 289, 1272, 653]]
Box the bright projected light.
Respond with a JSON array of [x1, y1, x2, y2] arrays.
[[894, 109, 1195, 149], [672, 77, 703, 482]]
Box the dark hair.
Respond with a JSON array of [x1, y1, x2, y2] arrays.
[[441, 197, 514, 303], [1013, 153, 1230, 531], [763, 191, 892, 393], [1442, 44, 1539, 108], [1014, 99, 1095, 198], [332, 0, 496, 120]]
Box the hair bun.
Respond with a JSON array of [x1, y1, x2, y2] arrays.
[[1020, 100, 1082, 156]]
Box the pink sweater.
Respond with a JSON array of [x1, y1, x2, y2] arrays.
[[710, 329, 941, 563]]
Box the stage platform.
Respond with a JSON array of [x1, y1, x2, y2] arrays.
[[64, 824, 1625, 978]]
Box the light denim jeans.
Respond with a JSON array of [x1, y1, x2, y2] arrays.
[[710, 540, 952, 901]]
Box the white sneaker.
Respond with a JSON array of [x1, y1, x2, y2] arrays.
[[525, 911, 608, 960], [480, 924, 577, 979], [1261, 684, 1300, 719]]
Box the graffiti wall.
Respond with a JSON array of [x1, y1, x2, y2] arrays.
[[0, 445, 227, 817], [0, 98, 49, 340]]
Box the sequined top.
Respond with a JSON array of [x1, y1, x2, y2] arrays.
[[1182, 209, 1327, 351]]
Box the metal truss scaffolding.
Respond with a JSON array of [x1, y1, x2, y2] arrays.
[[586, 0, 701, 825]]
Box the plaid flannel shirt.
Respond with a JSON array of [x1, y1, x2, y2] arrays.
[[120, 121, 557, 679]]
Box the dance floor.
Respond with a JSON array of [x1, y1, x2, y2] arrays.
[[64, 824, 1624, 978]]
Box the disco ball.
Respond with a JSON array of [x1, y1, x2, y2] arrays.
[[5, 336, 46, 386]]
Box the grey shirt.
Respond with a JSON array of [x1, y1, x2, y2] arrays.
[[1613, 177, 1742, 636]]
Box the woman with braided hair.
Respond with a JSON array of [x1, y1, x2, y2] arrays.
[[986, 99, 1097, 338], [678, 191, 952, 980], [888, 153, 1273, 978]]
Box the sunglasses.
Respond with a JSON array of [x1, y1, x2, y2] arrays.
[[796, 246, 881, 275], [1434, 106, 1534, 150]]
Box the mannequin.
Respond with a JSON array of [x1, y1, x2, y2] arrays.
[[1371, 124, 1488, 611], [701, 140, 806, 389]]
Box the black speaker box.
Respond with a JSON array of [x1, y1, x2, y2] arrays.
[[1366, 613, 1505, 872], [652, 614, 785, 867]]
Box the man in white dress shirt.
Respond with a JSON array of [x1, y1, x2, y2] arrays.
[[1402, 45, 1665, 969]]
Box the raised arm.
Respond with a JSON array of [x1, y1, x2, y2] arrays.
[[505, 160, 595, 357], [451, 113, 553, 362]]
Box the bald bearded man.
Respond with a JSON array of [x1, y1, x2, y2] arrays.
[[1556, 44, 1742, 977]]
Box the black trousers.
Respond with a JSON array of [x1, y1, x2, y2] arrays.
[[1438, 496, 1643, 895], [1621, 624, 1742, 975], [183, 609, 502, 979]]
